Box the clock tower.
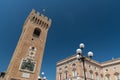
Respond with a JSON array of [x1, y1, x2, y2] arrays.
[[4, 9, 52, 80]]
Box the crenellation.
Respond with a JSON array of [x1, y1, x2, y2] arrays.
[[23, 9, 52, 31], [49, 18, 52, 22], [30, 9, 51, 22], [44, 16, 48, 21], [41, 14, 44, 17], [31, 9, 35, 13], [48, 19, 52, 25], [36, 12, 40, 16]]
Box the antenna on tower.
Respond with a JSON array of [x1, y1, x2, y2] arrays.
[[112, 57, 114, 60], [42, 9, 46, 15]]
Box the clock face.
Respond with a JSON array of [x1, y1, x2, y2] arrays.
[[20, 58, 35, 72]]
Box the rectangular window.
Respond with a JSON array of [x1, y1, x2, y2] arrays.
[[33, 28, 41, 38], [96, 75, 99, 80], [90, 73, 93, 79], [65, 72, 68, 79], [115, 75, 120, 80], [106, 76, 110, 80], [59, 73, 62, 80], [101, 76, 103, 80], [72, 70, 77, 77]]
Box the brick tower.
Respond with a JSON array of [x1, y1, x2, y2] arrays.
[[4, 9, 52, 80]]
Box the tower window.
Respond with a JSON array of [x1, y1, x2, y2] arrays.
[[31, 16, 35, 21], [33, 28, 41, 38], [35, 18, 37, 23], [39, 20, 42, 25]]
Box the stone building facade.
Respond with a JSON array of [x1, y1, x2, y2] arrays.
[[56, 55, 120, 80]]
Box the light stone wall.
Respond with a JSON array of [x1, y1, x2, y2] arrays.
[[56, 55, 120, 80]]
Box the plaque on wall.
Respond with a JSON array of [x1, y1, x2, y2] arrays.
[[22, 73, 30, 78], [20, 58, 36, 73]]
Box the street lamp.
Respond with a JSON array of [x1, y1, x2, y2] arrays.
[[43, 76, 47, 80], [76, 43, 93, 80], [38, 72, 47, 80]]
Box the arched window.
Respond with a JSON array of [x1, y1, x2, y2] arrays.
[[65, 66, 68, 79], [72, 69, 77, 77], [37, 19, 40, 24], [100, 74, 104, 80], [42, 22, 44, 27], [33, 28, 41, 38], [106, 74, 110, 80], [95, 72, 99, 80], [65, 71, 68, 79], [39, 20, 42, 25], [59, 73, 62, 80], [89, 70, 93, 80], [114, 72, 120, 80], [106, 76, 110, 80], [46, 24, 49, 29], [58, 68, 62, 80], [72, 63, 77, 77], [35, 18, 37, 23]]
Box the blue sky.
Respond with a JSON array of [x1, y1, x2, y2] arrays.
[[0, 0, 120, 80]]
